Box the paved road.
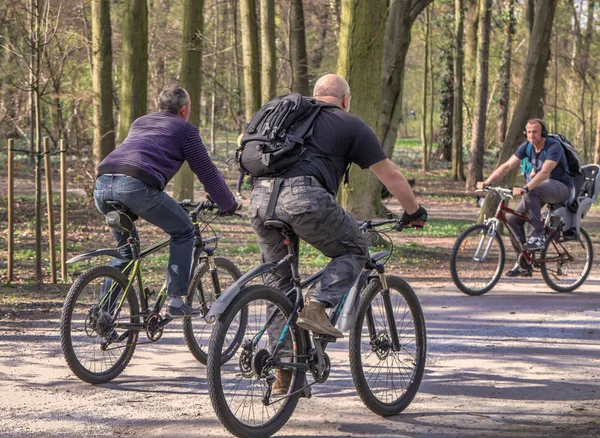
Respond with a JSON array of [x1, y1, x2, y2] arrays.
[[1, 273, 599, 437]]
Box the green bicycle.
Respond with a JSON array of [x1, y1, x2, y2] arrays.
[[60, 200, 247, 384]]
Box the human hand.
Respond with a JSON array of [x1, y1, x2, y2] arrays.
[[512, 187, 527, 197], [476, 181, 486, 190], [399, 205, 427, 229]]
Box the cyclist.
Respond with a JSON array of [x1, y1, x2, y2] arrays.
[[476, 119, 573, 277], [247, 74, 427, 394], [95, 84, 239, 317]]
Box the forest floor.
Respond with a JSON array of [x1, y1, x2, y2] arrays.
[[1, 154, 600, 437]]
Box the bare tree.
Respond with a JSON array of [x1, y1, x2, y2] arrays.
[[452, 0, 465, 181], [466, 0, 492, 190], [496, 0, 515, 146], [289, 0, 309, 95], [240, 0, 260, 121], [260, 0, 276, 103]]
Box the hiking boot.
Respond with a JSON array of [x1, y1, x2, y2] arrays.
[[297, 298, 343, 339], [505, 263, 533, 277], [166, 297, 200, 318], [273, 369, 292, 396], [524, 235, 546, 251]]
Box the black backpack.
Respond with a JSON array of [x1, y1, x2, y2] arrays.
[[521, 133, 583, 177], [237, 93, 335, 177]]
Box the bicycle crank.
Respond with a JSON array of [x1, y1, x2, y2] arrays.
[[146, 313, 164, 341]]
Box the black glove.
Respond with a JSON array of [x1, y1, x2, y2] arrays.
[[400, 205, 427, 227]]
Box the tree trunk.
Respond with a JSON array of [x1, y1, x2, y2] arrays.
[[594, 109, 600, 164], [119, 0, 148, 143], [420, 7, 430, 172], [173, 0, 203, 201], [496, 0, 514, 146], [452, 0, 465, 181], [260, 0, 276, 103], [379, 0, 434, 158], [466, 0, 492, 191], [463, 0, 478, 106], [337, 0, 387, 219], [289, 0, 309, 95], [91, 0, 115, 168], [240, 0, 260, 121], [479, 0, 558, 223], [231, 0, 243, 128]]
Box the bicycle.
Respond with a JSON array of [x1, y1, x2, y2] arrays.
[[205, 215, 427, 438], [60, 200, 247, 384], [450, 185, 594, 295]]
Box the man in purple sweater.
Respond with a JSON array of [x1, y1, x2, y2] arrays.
[[95, 84, 238, 317]]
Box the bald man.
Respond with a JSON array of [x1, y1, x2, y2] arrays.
[[248, 74, 427, 394]]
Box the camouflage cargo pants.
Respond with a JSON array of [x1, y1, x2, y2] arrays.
[[248, 176, 369, 351]]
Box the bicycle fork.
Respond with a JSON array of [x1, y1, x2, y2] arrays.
[[472, 223, 498, 263]]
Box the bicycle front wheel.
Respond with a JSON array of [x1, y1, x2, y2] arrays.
[[540, 227, 593, 292], [182, 257, 245, 365], [450, 223, 505, 296], [349, 275, 426, 416], [60, 266, 139, 384], [207, 285, 305, 438]]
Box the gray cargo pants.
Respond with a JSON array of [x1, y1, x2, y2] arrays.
[[506, 179, 571, 249], [248, 176, 369, 351]]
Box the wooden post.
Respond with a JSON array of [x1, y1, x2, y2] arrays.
[[43, 137, 57, 283], [60, 139, 67, 281], [7, 139, 14, 281]]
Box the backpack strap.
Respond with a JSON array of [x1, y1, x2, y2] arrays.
[[265, 177, 285, 219]]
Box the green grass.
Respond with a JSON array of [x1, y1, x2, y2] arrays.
[[410, 218, 473, 237], [227, 243, 261, 256]]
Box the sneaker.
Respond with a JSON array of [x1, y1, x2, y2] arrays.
[[524, 235, 546, 251], [166, 300, 200, 318], [297, 298, 343, 339], [505, 262, 533, 277]]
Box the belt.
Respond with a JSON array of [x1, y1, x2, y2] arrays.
[[254, 175, 323, 189]]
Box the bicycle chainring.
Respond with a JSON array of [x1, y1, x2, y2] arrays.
[[146, 313, 164, 342], [311, 352, 331, 383]]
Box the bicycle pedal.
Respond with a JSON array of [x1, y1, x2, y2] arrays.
[[313, 334, 337, 343]]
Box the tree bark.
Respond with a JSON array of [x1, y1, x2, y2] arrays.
[[337, 0, 387, 219], [260, 0, 276, 103], [118, 0, 148, 143], [91, 0, 115, 168], [496, 0, 515, 146], [173, 0, 203, 201], [240, 0, 260, 122], [210, 0, 219, 153], [452, 0, 465, 181], [466, 0, 492, 190], [594, 109, 600, 164], [420, 7, 430, 172], [289, 0, 309, 95]]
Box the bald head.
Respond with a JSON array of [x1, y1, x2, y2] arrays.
[[313, 74, 351, 111]]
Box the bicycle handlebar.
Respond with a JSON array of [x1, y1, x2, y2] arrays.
[[476, 185, 513, 198], [357, 215, 414, 233]]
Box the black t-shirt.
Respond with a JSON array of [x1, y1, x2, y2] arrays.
[[281, 106, 387, 194]]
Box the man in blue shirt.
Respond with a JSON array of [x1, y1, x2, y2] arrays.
[[96, 85, 238, 316], [476, 119, 573, 277]]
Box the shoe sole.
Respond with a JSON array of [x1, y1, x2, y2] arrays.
[[296, 318, 343, 339]]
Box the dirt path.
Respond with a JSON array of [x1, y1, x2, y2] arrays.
[[1, 274, 599, 438]]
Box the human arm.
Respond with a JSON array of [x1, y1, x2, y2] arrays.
[[369, 158, 420, 214], [475, 155, 521, 190], [513, 159, 557, 196]]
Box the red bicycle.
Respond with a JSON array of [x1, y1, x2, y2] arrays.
[[450, 186, 593, 295]]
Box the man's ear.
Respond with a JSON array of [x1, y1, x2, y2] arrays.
[[342, 94, 351, 112]]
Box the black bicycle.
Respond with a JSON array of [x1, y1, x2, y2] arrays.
[[60, 200, 246, 384], [206, 215, 427, 438]]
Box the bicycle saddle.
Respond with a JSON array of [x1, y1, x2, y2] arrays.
[[264, 219, 294, 236]]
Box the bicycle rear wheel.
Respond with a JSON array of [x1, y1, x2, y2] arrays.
[[60, 266, 139, 383], [450, 223, 505, 296], [207, 285, 305, 438], [540, 227, 593, 292], [182, 257, 245, 365], [349, 275, 426, 416]]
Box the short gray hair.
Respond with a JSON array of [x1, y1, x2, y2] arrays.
[[158, 85, 189, 114]]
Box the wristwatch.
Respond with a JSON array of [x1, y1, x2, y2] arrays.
[[522, 185, 529, 193]]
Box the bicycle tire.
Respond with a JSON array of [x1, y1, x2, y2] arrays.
[[349, 275, 426, 416], [450, 223, 505, 296], [60, 265, 139, 384], [182, 257, 245, 364], [540, 227, 593, 292], [207, 285, 305, 438]]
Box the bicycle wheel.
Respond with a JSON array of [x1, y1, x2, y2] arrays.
[[207, 285, 306, 438], [349, 275, 426, 416], [182, 257, 245, 365], [60, 266, 139, 384], [450, 223, 505, 296], [540, 227, 593, 292]]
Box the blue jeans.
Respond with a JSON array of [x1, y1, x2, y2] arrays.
[[94, 174, 194, 297]]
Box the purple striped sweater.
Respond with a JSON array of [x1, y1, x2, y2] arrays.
[[97, 112, 236, 212]]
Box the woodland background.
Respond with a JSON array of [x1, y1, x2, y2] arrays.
[[1, 0, 600, 282]]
